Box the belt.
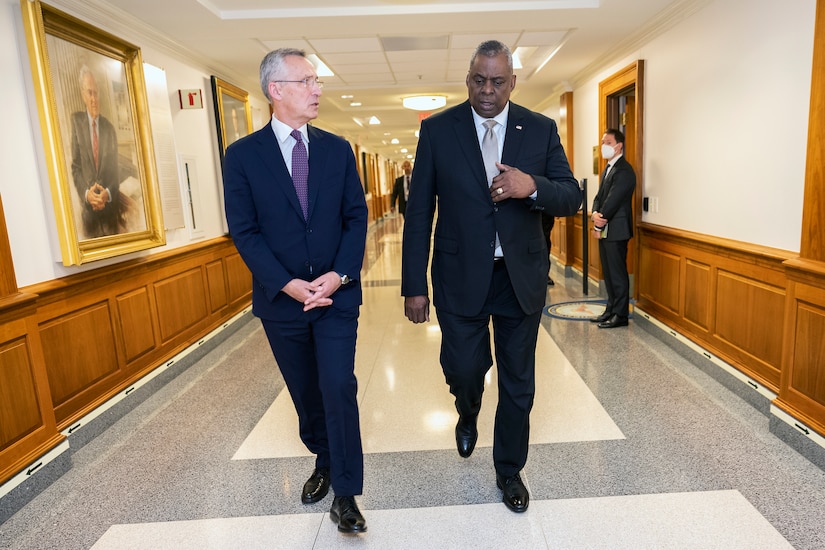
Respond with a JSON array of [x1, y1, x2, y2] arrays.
[[493, 257, 506, 269]]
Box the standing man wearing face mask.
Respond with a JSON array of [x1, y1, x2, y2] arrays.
[[591, 128, 636, 328]]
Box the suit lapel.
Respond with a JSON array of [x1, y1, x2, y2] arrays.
[[451, 102, 489, 190], [598, 157, 624, 201], [306, 125, 329, 221], [501, 104, 526, 166], [78, 115, 97, 175], [253, 125, 305, 219]]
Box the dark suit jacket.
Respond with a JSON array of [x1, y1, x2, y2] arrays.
[[592, 155, 636, 241], [223, 123, 368, 321], [70, 111, 120, 237], [402, 100, 581, 316], [390, 174, 409, 215]]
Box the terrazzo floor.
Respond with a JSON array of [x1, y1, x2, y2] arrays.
[[1, 215, 824, 549]]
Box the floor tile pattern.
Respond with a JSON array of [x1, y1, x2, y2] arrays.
[[1, 215, 824, 549]]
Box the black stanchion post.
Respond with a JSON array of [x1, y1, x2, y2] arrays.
[[581, 178, 588, 295]]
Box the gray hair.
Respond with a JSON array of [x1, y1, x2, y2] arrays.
[[260, 48, 306, 101], [78, 65, 96, 88], [469, 40, 513, 72]]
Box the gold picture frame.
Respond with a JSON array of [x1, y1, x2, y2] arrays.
[[21, 0, 165, 265], [211, 76, 253, 168]]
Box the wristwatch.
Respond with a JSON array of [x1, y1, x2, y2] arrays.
[[338, 273, 351, 286]]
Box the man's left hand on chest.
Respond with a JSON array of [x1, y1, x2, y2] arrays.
[[490, 163, 536, 202]]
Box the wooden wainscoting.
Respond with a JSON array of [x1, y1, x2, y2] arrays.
[[776, 259, 825, 437], [637, 224, 793, 392], [0, 295, 63, 484], [0, 237, 251, 485]]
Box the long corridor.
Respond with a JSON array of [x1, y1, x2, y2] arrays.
[[2, 216, 824, 549]]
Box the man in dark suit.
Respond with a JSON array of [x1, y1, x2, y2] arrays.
[[390, 160, 412, 218], [70, 66, 121, 239], [223, 48, 369, 534], [402, 40, 581, 513], [591, 128, 636, 328]]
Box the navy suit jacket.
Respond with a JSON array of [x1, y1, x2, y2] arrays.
[[223, 123, 368, 321], [592, 155, 636, 241], [402, 100, 581, 316]]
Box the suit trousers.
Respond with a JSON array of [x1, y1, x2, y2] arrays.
[[261, 306, 364, 496], [598, 238, 630, 318], [436, 261, 541, 477]]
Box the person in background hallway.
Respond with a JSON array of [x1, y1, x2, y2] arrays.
[[591, 128, 636, 328], [401, 40, 581, 513], [223, 48, 369, 534], [70, 65, 121, 239], [391, 160, 412, 218], [541, 212, 555, 285]]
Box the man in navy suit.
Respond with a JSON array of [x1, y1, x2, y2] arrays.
[[223, 48, 368, 534], [591, 129, 636, 328], [402, 40, 581, 513]]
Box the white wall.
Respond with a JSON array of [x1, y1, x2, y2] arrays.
[[2, 0, 56, 287], [0, 0, 270, 287], [569, 0, 815, 253]]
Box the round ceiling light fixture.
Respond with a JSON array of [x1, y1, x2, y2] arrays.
[[402, 95, 447, 111]]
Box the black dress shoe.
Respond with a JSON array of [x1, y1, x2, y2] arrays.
[[330, 495, 367, 533], [496, 473, 529, 513], [455, 415, 478, 458], [590, 311, 611, 323], [301, 468, 330, 504], [598, 314, 629, 328]]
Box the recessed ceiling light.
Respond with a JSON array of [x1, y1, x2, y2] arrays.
[[350, 102, 362, 107], [368, 116, 381, 125], [341, 94, 354, 99], [307, 54, 334, 77], [402, 95, 446, 111], [391, 138, 399, 144]]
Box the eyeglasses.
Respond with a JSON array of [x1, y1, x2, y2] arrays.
[[272, 77, 324, 89]]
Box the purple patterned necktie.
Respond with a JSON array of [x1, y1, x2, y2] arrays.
[[290, 129, 309, 219]]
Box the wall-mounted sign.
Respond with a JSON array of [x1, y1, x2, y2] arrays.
[[179, 89, 203, 109]]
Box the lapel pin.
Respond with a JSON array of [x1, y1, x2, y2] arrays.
[[516, 125, 523, 130]]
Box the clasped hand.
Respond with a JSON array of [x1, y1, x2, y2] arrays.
[[85, 183, 111, 211], [282, 271, 341, 311], [489, 163, 536, 202]]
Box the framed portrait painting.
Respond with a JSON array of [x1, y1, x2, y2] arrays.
[[21, 0, 165, 265], [211, 76, 253, 169]]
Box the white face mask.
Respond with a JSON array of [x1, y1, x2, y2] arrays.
[[601, 143, 616, 160]]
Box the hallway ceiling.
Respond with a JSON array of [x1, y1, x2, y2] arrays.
[[97, 0, 695, 162]]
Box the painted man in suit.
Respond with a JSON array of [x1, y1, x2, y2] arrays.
[[70, 66, 121, 239], [390, 160, 412, 218], [223, 48, 368, 534], [591, 129, 636, 328], [401, 40, 581, 513]]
